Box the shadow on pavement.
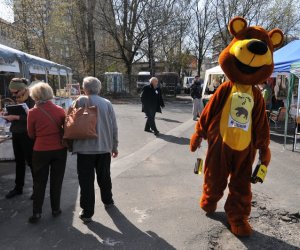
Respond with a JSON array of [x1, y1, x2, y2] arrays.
[[158, 133, 190, 145], [269, 120, 296, 145], [0, 155, 105, 249], [156, 117, 183, 124], [206, 212, 299, 249], [87, 206, 176, 249]]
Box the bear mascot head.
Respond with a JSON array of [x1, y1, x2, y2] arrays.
[[219, 17, 284, 85], [190, 17, 284, 237]]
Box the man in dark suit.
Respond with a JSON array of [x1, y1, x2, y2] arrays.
[[141, 77, 165, 136]]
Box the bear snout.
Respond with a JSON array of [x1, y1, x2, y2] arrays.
[[247, 40, 268, 55]]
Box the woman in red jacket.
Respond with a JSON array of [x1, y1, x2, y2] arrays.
[[27, 82, 67, 223]]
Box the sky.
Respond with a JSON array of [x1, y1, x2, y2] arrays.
[[0, 0, 14, 23]]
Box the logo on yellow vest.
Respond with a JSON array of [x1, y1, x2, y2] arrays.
[[220, 84, 254, 151], [228, 92, 253, 131]]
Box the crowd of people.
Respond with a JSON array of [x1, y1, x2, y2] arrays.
[[1, 77, 118, 224], [1, 74, 202, 225]]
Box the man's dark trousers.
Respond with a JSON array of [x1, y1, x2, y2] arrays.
[[77, 153, 113, 217], [145, 110, 158, 132]]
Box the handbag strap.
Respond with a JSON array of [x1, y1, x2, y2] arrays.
[[38, 105, 62, 133]]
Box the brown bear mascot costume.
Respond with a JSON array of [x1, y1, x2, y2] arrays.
[[190, 17, 284, 237]]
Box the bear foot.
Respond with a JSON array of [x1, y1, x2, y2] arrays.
[[229, 220, 253, 237], [200, 202, 217, 214]]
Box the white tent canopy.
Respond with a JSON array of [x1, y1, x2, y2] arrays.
[[202, 65, 224, 96]]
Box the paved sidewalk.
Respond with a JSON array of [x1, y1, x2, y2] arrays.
[[0, 101, 299, 249]]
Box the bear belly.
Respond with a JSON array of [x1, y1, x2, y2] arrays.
[[220, 84, 254, 151]]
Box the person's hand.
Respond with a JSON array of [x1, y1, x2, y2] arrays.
[[3, 115, 20, 122], [112, 150, 118, 158]]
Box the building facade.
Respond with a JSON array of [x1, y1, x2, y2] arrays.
[[0, 18, 18, 49]]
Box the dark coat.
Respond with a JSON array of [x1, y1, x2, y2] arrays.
[[190, 80, 203, 99], [141, 84, 165, 114], [10, 95, 35, 134]]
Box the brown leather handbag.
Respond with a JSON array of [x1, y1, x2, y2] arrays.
[[63, 97, 98, 139]]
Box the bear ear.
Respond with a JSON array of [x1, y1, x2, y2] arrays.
[[228, 17, 248, 36], [269, 29, 284, 48]]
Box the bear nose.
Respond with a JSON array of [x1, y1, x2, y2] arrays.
[[247, 40, 268, 55]]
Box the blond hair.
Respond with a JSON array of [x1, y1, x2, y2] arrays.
[[30, 82, 54, 102]]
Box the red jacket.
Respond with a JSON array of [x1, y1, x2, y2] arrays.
[[27, 101, 66, 151]]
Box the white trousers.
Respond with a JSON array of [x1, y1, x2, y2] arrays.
[[192, 98, 204, 119]]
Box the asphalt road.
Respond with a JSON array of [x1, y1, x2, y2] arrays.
[[0, 98, 299, 249]]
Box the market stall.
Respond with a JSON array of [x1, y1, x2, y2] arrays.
[[273, 40, 300, 148], [0, 43, 73, 161], [0, 43, 72, 98]]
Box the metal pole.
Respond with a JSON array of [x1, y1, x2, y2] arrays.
[[45, 69, 48, 83], [93, 40, 96, 77], [284, 74, 293, 149]]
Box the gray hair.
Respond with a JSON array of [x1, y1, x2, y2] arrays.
[[30, 82, 53, 102], [149, 77, 158, 84], [82, 76, 102, 95]]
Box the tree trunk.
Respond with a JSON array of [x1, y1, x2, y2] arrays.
[[148, 32, 155, 76], [126, 62, 133, 93], [197, 56, 203, 76]]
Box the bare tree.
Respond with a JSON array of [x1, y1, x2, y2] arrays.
[[189, 0, 217, 75], [138, 0, 190, 75], [149, 0, 191, 75], [95, 0, 148, 90]]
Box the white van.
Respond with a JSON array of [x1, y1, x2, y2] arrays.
[[136, 71, 151, 91], [183, 76, 194, 94]]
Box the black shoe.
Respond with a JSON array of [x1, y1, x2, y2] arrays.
[[52, 209, 62, 217], [79, 210, 92, 223], [154, 130, 160, 136], [144, 129, 153, 133], [28, 214, 41, 224], [6, 188, 23, 199], [104, 201, 115, 209]]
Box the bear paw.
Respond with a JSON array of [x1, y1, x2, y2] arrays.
[[229, 220, 253, 237], [200, 202, 217, 214]]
